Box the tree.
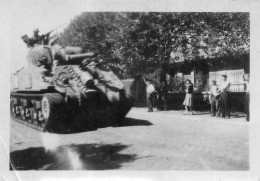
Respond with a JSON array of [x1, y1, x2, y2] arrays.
[[121, 13, 249, 73], [57, 12, 249, 78]]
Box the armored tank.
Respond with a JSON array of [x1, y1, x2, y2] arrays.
[[10, 45, 133, 132]]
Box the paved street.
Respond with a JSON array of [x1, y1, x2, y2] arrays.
[[10, 108, 249, 170]]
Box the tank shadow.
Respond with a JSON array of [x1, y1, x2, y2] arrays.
[[60, 117, 153, 134], [117, 117, 153, 127], [10, 143, 137, 170]]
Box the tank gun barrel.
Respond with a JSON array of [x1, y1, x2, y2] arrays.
[[65, 53, 95, 61]]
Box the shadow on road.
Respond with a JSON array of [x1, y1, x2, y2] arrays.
[[62, 117, 153, 134], [10, 143, 137, 170], [117, 117, 153, 127]]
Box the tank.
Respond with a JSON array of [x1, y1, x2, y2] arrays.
[[10, 45, 133, 132]]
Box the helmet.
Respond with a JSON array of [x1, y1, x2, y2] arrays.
[[33, 28, 39, 33]]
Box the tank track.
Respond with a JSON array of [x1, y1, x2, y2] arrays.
[[11, 109, 43, 131], [10, 92, 66, 132], [11, 93, 43, 131]]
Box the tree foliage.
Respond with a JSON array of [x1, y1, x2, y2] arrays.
[[57, 12, 249, 78]]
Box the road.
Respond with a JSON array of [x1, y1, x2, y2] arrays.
[[10, 108, 249, 170]]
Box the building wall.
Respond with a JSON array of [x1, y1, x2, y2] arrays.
[[209, 69, 245, 92], [168, 69, 246, 93]]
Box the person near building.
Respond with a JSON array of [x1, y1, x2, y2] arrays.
[[219, 74, 230, 119], [183, 79, 193, 114], [210, 80, 221, 116], [243, 74, 250, 122], [143, 77, 156, 112]]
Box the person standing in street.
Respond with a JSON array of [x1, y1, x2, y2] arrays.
[[243, 74, 250, 122], [144, 77, 156, 112], [183, 79, 194, 115], [210, 80, 220, 116], [219, 74, 230, 119]]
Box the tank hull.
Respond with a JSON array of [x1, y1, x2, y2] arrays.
[[10, 67, 133, 133]]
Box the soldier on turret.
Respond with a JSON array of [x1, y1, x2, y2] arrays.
[[22, 28, 51, 48], [30, 28, 50, 46], [30, 28, 42, 45]]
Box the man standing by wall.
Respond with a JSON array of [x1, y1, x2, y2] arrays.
[[219, 74, 230, 119]]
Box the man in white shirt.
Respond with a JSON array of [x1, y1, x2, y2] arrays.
[[219, 74, 230, 118], [147, 82, 155, 94], [144, 77, 156, 112]]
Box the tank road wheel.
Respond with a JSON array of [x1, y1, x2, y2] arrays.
[[32, 109, 39, 125], [28, 108, 34, 124], [40, 93, 66, 132]]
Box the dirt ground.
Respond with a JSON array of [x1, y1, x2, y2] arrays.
[[10, 108, 249, 170]]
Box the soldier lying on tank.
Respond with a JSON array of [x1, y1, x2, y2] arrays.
[[52, 44, 94, 63], [52, 44, 85, 62]]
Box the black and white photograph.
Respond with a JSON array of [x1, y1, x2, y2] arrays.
[[1, 0, 260, 180]]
